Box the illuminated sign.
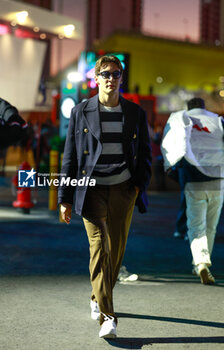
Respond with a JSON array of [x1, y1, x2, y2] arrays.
[[0, 24, 9, 35], [60, 80, 78, 138]]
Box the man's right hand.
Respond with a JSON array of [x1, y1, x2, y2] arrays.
[[60, 203, 72, 224]]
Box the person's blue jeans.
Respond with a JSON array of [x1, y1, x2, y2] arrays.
[[175, 166, 187, 235], [175, 190, 187, 235]]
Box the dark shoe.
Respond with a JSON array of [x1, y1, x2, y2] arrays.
[[198, 264, 215, 285]]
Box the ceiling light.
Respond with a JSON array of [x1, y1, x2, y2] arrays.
[[16, 11, 28, 25], [63, 24, 75, 38], [40, 33, 46, 39]]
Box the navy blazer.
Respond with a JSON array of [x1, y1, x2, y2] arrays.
[[58, 94, 151, 215]]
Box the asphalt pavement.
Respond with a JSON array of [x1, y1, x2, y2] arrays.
[[0, 178, 224, 350]]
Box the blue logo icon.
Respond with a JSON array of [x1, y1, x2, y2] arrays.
[[18, 169, 36, 187]]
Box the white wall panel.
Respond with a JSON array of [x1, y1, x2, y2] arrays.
[[0, 34, 46, 111]]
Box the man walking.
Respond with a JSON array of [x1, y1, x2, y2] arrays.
[[58, 56, 151, 338], [161, 98, 224, 284]]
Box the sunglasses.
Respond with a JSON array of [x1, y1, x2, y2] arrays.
[[98, 70, 121, 79]]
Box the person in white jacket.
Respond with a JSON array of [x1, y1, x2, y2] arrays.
[[161, 98, 224, 284]]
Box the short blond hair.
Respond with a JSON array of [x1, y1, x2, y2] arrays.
[[95, 55, 123, 75]]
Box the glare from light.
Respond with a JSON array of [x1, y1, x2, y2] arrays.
[[67, 82, 73, 89], [82, 82, 88, 90], [0, 24, 9, 35], [178, 89, 186, 98], [219, 90, 224, 97], [61, 98, 75, 118], [67, 71, 82, 82], [90, 80, 97, 88], [16, 11, 28, 25], [156, 76, 163, 83], [86, 67, 95, 79], [63, 24, 75, 38]]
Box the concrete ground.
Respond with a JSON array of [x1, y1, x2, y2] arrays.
[[0, 180, 224, 350], [1, 275, 224, 350]]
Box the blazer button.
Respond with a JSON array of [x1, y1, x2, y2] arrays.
[[84, 128, 89, 133], [83, 150, 89, 155], [133, 133, 137, 139], [82, 169, 87, 175]]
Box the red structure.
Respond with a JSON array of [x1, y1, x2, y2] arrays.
[[21, 0, 52, 9], [200, 0, 221, 44], [122, 93, 157, 127], [12, 162, 34, 214]]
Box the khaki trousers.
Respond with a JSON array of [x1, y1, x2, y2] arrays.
[[82, 179, 137, 325]]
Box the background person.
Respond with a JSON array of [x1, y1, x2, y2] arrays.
[[161, 98, 224, 284], [151, 125, 166, 191], [0, 97, 28, 149], [0, 98, 28, 176]]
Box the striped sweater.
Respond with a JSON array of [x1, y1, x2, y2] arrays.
[[92, 104, 131, 185]]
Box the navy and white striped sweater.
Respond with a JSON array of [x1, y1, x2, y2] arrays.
[[92, 104, 131, 185]]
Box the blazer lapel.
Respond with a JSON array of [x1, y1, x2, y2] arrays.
[[83, 94, 138, 147], [83, 94, 101, 141], [120, 96, 138, 152]]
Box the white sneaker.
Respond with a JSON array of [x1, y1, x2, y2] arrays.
[[197, 263, 215, 285], [99, 314, 117, 338], [90, 300, 100, 320], [118, 265, 138, 282]]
